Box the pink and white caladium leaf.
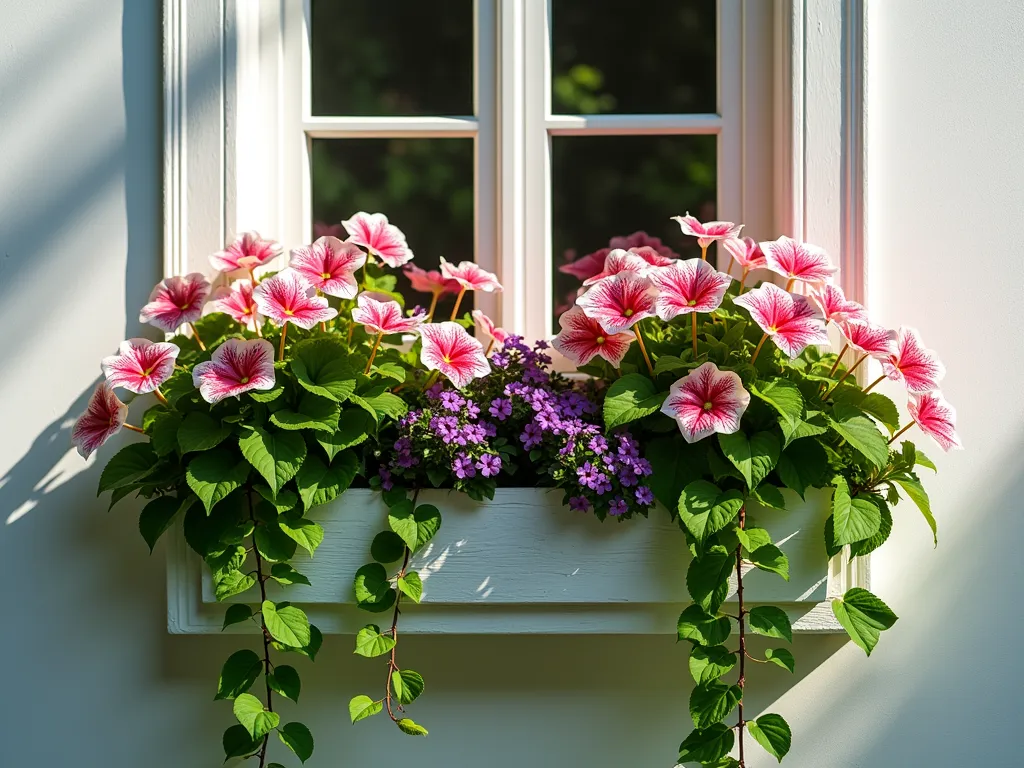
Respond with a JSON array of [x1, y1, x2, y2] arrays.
[[191, 338, 276, 405], [581, 249, 652, 286], [551, 306, 634, 367], [252, 269, 338, 330], [648, 258, 733, 321], [472, 310, 508, 344], [101, 339, 180, 395], [811, 283, 867, 325], [733, 282, 829, 358], [352, 293, 425, 336], [404, 264, 460, 295], [908, 390, 962, 452], [71, 382, 129, 458], [418, 322, 491, 389], [341, 211, 414, 268], [881, 326, 946, 393], [672, 214, 743, 249], [839, 319, 897, 359], [210, 231, 282, 273], [574, 272, 658, 334], [439, 257, 503, 293], [660, 361, 751, 444], [289, 236, 367, 299], [138, 273, 211, 333], [721, 236, 767, 269], [207, 279, 263, 332], [760, 236, 838, 285]]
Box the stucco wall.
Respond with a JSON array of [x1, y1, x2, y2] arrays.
[[0, 1, 1020, 766]]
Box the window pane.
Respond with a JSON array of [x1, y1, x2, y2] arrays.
[[310, 0, 474, 116], [311, 139, 475, 313], [551, 0, 717, 115], [552, 135, 717, 331]]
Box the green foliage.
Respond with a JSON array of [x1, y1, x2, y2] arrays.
[[263, 601, 312, 648], [689, 683, 742, 729], [748, 713, 792, 762], [349, 695, 383, 723], [603, 373, 666, 429], [688, 645, 737, 685], [678, 724, 735, 764], [392, 669, 425, 705], [832, 588, 899, 656], [764, 647, 796, 673], [748, 606, 793, 643], [718, 431, 780, 490], [233, 692, 280, 740], [687, 546, 734, 614], [186, 449, 250, 514], [677, 605, 731, 647], [678, 481, 744, 545], [279, 721, 315, 762], [216, 650, 263, 701], [239, 426, 307, 498]]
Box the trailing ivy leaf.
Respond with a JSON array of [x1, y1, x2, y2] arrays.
[[678, 481, 744, 545], [371, 531, 407, 564], [270, 562, 311, 587], [253, 485, 298, 513], [686, 546, 734, 614], [859, 393, 901, 431], [349, 694, 383, 723], [388, 500, 419, 550], [764, 648, 795, 673], [186, 450, 250, 514], [391, 669, 425, 705], [223, 724, 261, 760], [278, 517, 325, 557], [317, 409, 375, 460], [688, 645, 737, 685], [827, 405, 890, 468], [718, 431, 780, 490], [780, 415, 828, 447], [822, 516, 843, 558], [751, 482, 786, 510], [689, 682, 742, 729], [748, 606, 793, 642], [360, 391, 408, 421], [398, 571, 423, 603], [263, 601, 311, 647], [413, 504, 443, 550], [238, 426, 307, 498], [354, 624, 396, 657], [147, 410, 182, 457], [831, 587, 898, 655], [775, 438, 829, 498], [268, 665, 301, 702], [831, 476, 882, 545], [396, 718, 429, 736], [270, 393, 341, 433], [892, 475, 938, 546], [222, 604, 254, 630], [354, 563, 393, 605], [849, 496, 892, 557], [274, 624, 324, 661], [138, 495, 187, 552], [603, 373, 665, 429], [748, 713, 792, 762], [752, 378, 805, 431], [677, 723, 735, 764], [748, 543, 790, 581], [645, 436, 708, 511], [677, 605, 732, 646], [295, 451, 359, 511], [278, 721, 314, 762], [177, 411, 232, 453], [233, 693, 280, 740], [291, 338, 359, 402], [736, 527, 772, 556], [254, 521, 297, 562], [216, 649, 262, 700], [98, 443, 157, 494]]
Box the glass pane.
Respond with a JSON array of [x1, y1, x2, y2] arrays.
[[552, 135, 717, 331], [311, 139, 475, 313], [551, 0, 717, 115], [310, 0, 474, 116]]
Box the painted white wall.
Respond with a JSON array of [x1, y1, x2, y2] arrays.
[[0, 1, 1020, 766]]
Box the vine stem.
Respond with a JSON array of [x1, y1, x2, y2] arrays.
[[736, 504, 747, 768], [632, 325, 655, 376], [247, 490, 274, 768], [384, 489, 419, 722]]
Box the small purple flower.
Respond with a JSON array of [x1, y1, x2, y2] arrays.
[[465, 398, 481, 419], [430, 415, 460, 442], [520, 422, 543, 450], [425, 382, 444, 400], [476, 453, 502, 477], [378, 467, 394, 491], [616, 434, 640, 459], [594, 477, 613, 495], [608, 496, 628, 517], [617, 464, 639, 487], [635, 486, 655, 506], [523, 366, 547, 385], [482, 420, 498, 437], [489, 397, 513, 421], [452, 452, 477, 479], [491, 351, 510, 368], [440, 390, 465, 412], [588, 435, 608, 454], [569, 495, 590, 513], [534, 339, 550, 350]]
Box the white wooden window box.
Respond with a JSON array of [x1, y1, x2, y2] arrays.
[[167, 488, 863, 634]]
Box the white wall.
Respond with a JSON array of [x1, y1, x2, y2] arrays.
[[0, 1, 1020, 766]]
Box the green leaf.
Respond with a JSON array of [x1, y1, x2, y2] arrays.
[[295, 451, 359, 511], [371, 531, 407, 563], [270, 562, 311, 587], [354, 624, 396, 657], [177, 412, 232, 453], [222, 724, 261, 760], [254, 522, 297, 563], [391, 669, 425, 705], [914, 447, 937, 472], [831, 587, 898, 656], [653, 354, 688, 374], [278, 721, 314, 762], [849, 495, 892, 557], [98, 443, 157, 494], [138, 495, 186, 552], [686, 546, 734, 614], [645, 436, 708, 511], [689, 682, 742, 729], [414, 504, 442, 550], [146, 410, 182, 457], [222, 604, 254, 630], [751, 482, 786, 510], [291, 338, 359, 402], [828, 405, 890, 468], [216, 649, 262, 700], [317, 409, 375, 460], [262, 601, 311, 648], [398, 571, 423, 603], [718, 431, 780, 490], [273, 625, 323, 661], [892, 475, 938, 546], [396, 718, 429, 736], [688, 645, 737, 685], [268, 665, 301, 702], [349, 695, 383, 723], [736, 527, 773, 555], [186, 449, 250, 514], [859, 393, 901, 431], [360, 391, 408, 422], [270, 393, 341, 433], [677, 605, 732, 646], [748, 543, 790, 581], [278, 517, 325, 557], [239, 426, 307, 497], [775, 438, 829, 498], [254, 485, 298, 513], [233, 693, 280, 740], [748, 606, 793, 643], [748, 713, 792, 762], [780, 416, 828, 447], [677, 723, 735, 764], [603, 373, 665, 429], [388, 500, 418, 550], [832, 477, 882, 545], [764, 648, 795, 673], [249, 382, 285, 402], [214, 570, 257, 601], [678, 481, 744, 544], [374, 361, 407, 382], [354, 563, 393, 605], [752, 378, 805, 430]]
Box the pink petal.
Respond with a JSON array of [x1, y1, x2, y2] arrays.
[[252, 269, 338, 330], [673, 214, 743, 248], [101, 338, 180, 395], [192, 338, 276, 404], [721, 237, 767, 269], [733, 282, 828, 358], [472, 310, 508, 344], [551, 306, 634, 367], [908, 390, 962, 452], [418, 322, 491, 389], [352, 293, 424, 335], [839, 319, 897, 358], [559, 248, 609, 281], [439, 257, 503, 293], [649, 258, 733, 321], [810, 284, 866, 325], [660, 362, 751, 443], [207, 279, 263, 332], [574, 272, 658, 334], [760, 236, 838, 284], [210, 231, 282, 273], [342, 211, 414, 268], [582, 249, 651, 286], [881, 326, 946, 393], [289, 237, 366, 299], [71, 382, 128, 458], [139, 273, 211, 332]]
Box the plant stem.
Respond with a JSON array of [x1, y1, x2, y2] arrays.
[[320, 321, 327, 333], [278, 324, 288, 361], [189, 322, 207, 352], [364, 331, 384, 374], [426, 291, 440, 322], [449, 287, 467, 321], [154, 388, 168, 405], [736, 504, 747, 768], [632, 325, 655, 376], [824, 353, 868, 398], [700, 244, 708, 261], [124, 423, 145, 434], [485, 338, 495, 356], [384, 545, 411, 723], [738, 268, 749, 294], [247, 491, 274, 768], [863, 374, 886, 394], [726, 254, 736, 277], [749, 333, 769, 366], [888, 420, 916, 444], [828, 344, 850, 377], [785, 277, 796, 292], [421, 369, 441, 391], [691, 312, 698, 358]]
